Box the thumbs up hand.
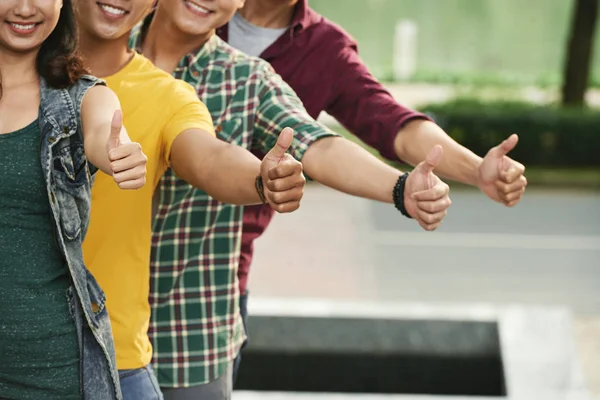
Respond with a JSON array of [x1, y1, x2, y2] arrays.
[[259, 127, 305, 213], [106, 110, 147, 190], [404, 145, 451, 231], [477, 134, 527, 207]]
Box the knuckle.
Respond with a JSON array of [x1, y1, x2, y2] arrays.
[[270, 192, 283, 204], [271, 166, 283, 177], [266, 180, 278, 192], [422, 214, 434, 224]]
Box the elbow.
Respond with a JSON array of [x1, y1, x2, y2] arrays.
[[300, 136, 338, 180]]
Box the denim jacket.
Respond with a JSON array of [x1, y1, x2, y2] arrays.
[[39, 76, 121, 400]]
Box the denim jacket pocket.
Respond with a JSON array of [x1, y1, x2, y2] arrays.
[[52, 141, 88, 241], [53, 138, 88, 188]]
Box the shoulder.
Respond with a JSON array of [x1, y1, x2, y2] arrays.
[[303, 9, 358, 51], [65, 74, 106, 104], [203, 37, 281, 92], [126, 53, 199, 102], [80, 84, 119, 110], [210, 36, 271, 77]]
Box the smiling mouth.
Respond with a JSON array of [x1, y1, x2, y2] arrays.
[[5, 21, 41, 33], [96, 2, 129, 17], [184, 0, 214, 15], [8, 22, 38, 29]]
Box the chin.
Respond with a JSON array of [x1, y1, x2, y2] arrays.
[[94, 24, 130, 40], [3, 38, 44, 54], [178, 21, 211, 37]]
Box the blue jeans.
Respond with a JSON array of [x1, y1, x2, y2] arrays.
[[232, 290, 249, 385], [119, 365, 163, 400]]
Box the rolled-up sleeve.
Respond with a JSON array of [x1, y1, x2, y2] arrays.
[[325, 38, 432, 162], [251, 64, 339, 161]]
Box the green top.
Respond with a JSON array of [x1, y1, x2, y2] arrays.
[[0, 121, 80, 399]]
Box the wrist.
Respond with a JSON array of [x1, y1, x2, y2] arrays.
[[255, 175, 267, 204], [392, 173, 412, 218], [471, 157, 485, 187]]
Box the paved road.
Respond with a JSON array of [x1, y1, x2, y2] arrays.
[[250, 184, 600, 314], [249, 184, 600, 393]]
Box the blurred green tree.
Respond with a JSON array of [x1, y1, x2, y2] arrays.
[[561, 0, 599, 107]]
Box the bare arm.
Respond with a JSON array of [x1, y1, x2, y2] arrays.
[[394, 119, 483, 186], [301, 136, 402, 203], [323, 37, 525, 206], [81, 85, 147, 189], [169, 129, 264, 206], [81, 85, 126, 175]]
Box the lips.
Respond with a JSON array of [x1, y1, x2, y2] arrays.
[[96, 2, 128, 17], [184, 0, 214, 16], [5, 21, 40, 34]]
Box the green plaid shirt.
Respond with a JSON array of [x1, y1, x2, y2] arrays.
[[130, 27, 337, 387]]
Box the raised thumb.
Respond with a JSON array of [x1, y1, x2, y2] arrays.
[[266, 127, 293, 163], [496, 134, 519, 156], [107, 109, 123, 151], [419, 144, 443, 175]]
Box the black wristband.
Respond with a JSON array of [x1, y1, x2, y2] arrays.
[[255, 175, 267, 204], [393, 173, 412, 219]]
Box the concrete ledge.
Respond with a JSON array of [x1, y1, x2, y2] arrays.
[[234, 298, 590, 399]]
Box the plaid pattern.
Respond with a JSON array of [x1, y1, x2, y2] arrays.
[[131, 29, 338, 388]]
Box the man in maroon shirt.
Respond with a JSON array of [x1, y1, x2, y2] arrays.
[[217, 0, 528, 381]]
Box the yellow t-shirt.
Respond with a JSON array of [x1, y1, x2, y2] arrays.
[[82, 53, 214, 369]]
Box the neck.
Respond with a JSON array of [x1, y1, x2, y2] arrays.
[[78, 29, 134, 78], [142, 7, 211, 73], [238, 0, 298, 28], [0, 48, 38, 88]]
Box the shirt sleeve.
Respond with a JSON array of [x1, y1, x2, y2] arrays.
[[252, 63, 339, 161], [161, 81, 215, 166], [325, 37, 433, 162]]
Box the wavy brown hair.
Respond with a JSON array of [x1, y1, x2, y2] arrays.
[[0, 0, 88, 97]]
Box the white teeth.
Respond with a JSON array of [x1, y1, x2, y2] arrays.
[[10, 23, 36, 30], [99, 4, 126, 16], [185, 1, 210, 14]]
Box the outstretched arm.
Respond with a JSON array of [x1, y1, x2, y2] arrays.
[[324, 38, 527, 206], [252, 65, 450, 230], [169, 125, 304, 213]]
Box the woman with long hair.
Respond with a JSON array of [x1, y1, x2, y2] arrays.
[[0, 0, 147, 398]]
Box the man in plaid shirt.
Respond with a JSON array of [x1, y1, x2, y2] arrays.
[[131, 0, 454, 399]]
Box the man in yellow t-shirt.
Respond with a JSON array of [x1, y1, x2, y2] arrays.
[[74, 0, 307, 398]]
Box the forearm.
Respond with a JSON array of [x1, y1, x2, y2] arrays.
[[171, 131, 263, 206], [301, 137, 402, 203], [394, 119, 482, 186], [203, 143, 263, 205]]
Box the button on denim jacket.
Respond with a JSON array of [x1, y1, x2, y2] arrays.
[[39, 76, 121, 400]]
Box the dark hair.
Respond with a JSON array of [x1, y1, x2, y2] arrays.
[[0, 0, 89, 97], [37, 0, 89, 88]]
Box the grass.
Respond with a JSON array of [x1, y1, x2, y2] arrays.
[[329, 125, 600, 190]]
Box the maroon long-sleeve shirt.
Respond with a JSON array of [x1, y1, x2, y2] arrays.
[[217, 0, 430, 294]]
